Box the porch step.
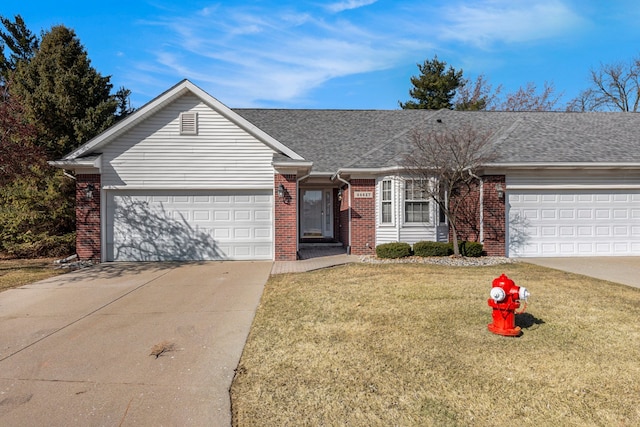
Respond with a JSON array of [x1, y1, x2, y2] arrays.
[[297, 244, 347, 260], [299, 242, 343, 248]]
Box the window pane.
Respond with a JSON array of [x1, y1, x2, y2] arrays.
[[382, 180, 391, 201], [404, 180, 429, 223], [405, 180, 428, 201], [382, 202, 391, 223], [405, 201, 429, 223]]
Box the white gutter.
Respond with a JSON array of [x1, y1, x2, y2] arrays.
[[334, 166, 403, 175], [485, 162, 640, 169], [332, 172, 352, 253], [507, 184, 640, 190]]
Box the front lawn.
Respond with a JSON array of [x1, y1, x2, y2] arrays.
[[231, 262, 640, 426], [0, 258, 65, 292]]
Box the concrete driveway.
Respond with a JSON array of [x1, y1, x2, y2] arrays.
[[0, 261, 271, 426], [524, 257, 640, 289]]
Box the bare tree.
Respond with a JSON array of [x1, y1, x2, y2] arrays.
[[498, 81, 563, 111], [403, 124, 496, 256], [455, 74, 502, 111], [567, 58, 640, 111], [455, 77, 563, 111]]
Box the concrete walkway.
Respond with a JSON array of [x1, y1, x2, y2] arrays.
[[524, 257, 640, 289], [0, 261, 271, 426], [271, 254, 361, 274]]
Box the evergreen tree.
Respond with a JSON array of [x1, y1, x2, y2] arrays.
[[0, 14, 38, 80], [10, 25, 119, 158], [399, 56, 464, 110], [0, 19, 133, 257]]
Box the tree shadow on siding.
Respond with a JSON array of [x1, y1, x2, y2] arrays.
[[113, 197, 225, 262], [507, 213, 531, 256]]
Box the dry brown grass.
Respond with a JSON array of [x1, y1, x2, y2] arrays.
[[0, 258, 64, 292], [231, 262, 640, 426]]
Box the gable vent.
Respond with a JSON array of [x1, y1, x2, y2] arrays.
[[180, 112, 198, 135]]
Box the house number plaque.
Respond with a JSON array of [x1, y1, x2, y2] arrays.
[[354, 191, 373, 198]]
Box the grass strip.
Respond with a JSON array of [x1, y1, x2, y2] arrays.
[[232, 262, 640, 426]]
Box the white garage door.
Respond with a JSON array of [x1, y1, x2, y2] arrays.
[[106, 190, 273, 261], [508, 189, 640, 257]]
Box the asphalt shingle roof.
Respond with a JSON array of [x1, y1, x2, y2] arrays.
[[234, 109, 640, 173]]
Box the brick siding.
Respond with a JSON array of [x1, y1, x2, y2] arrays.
[[349, 179, 376, 255], [76, 174, 101, 261], [274, 173, 298, 260], [481, 175, 506, 256], [451, 175, 506, 256]]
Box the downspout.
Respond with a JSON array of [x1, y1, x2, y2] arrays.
[[334, 173, 352, 254], [296, 173, 311, 254]]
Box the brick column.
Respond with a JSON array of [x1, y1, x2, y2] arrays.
[[76, 174, 101, 261], [350, 179, 376, 256], [274, 174, 298, 260], [481, 175, 506, 256]]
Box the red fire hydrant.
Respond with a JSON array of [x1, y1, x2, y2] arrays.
[[487, 274, 530, 336]]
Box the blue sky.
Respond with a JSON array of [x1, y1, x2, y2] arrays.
[[3, 0, 640, 109]]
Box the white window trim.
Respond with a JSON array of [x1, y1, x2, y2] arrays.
[[404, 179, 431, 225], [380, 179, 393, 225]]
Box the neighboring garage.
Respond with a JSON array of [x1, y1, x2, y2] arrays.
[[507, 189, 640, 257], [105, 190, 273, 261]]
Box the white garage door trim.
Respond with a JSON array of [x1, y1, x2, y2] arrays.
[[105, 190, 273, 261], [507, 189, 640, 257]]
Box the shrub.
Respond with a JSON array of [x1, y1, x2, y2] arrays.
[[0, 168, 76, 258], [376, 242, 412, 259], [457, 241, 484, 257], [413, 241, 452, 257], [3, 233, 76, 258]]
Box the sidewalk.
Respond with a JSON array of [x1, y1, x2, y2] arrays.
[[271, 246, 361, 274], [271, 253, 361, 274]]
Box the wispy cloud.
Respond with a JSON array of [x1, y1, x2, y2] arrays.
[[137, 3, 415, 106], [436, 0, 585, 48], [125, 0, 586, 107], [326, 0, 378, 13]]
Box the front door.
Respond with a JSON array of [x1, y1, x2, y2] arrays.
[[301, 189, 333, 239]]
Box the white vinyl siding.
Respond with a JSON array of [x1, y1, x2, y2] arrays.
[[101, 93, 275, 189]]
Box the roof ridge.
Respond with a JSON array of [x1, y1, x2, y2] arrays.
[[489, 116, 526, 150]]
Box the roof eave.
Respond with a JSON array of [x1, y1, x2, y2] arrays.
[[331, 166, 406, 181], [49, 154, 102, 173], [272, 160, 313, 176]]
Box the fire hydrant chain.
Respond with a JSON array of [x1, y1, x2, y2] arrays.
[[487, 274, 530, 337]]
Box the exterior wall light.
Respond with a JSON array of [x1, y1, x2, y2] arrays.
[[338, 188, 343, 201], [277, 183, 285, 199], [495, 183, 504, 199], [84, 183, 95, 200]]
